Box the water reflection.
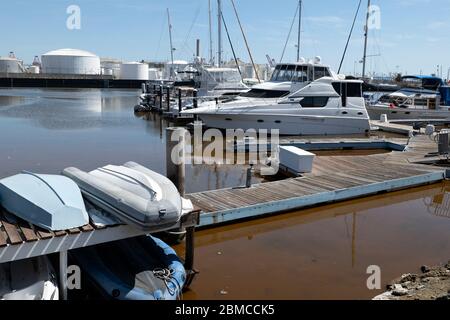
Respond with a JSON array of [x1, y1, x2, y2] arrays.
[[0, 88, 263, 193], [177, 183, 450, 300], [424, 184, 450, 219], [0, 95, 27, 108], [0, 88, 141, 130]]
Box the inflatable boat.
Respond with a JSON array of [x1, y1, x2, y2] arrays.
[[63, 162, 193, 231], [70, 235, 186, 300], [0, 256, 59, 300], [0, 172, 89, 231]]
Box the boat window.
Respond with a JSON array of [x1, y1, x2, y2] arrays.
[[240, 89, 290, 98], [299, 97, 329, 108], [347, 83, 362, 97], [314, 67, 331, 80], [332, 82, 362, 97], [271, 64, 310, 82], [293, 65, 308, 82]]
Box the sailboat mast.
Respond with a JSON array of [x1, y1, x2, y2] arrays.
[[296, 0, 302, 62], [167, 8, 175, 79], [362, 0, 371, 79], [217, 0, 223, 67], [208, 0, 214, 64]]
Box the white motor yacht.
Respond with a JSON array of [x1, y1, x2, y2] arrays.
[[182, 77, 370, 136]]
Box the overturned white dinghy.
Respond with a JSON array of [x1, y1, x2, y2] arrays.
[[63, 162, 193, 231], [0, 172, 89, 231]]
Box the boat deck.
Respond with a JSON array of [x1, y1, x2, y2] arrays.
[[187, 134, 448, 227]]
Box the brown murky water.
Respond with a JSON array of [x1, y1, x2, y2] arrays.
[[176, 183, 450, 300], [1, 88, 448, 300]]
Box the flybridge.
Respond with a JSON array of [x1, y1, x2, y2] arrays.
[[270, 57, 334, 83]]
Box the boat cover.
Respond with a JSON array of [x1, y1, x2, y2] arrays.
[[62, 162, 188, 231], [0, 172, 89, 231], [71, 235, 186, 300]]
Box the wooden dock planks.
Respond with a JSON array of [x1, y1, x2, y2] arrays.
[[187, 135, 446, 225]]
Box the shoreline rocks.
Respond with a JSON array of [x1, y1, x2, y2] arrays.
[[373, 261, 450, 300]]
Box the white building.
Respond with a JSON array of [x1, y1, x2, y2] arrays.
[[41, 49, 101, 75]]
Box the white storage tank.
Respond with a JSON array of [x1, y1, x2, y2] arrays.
[[101, 58, 122, 78], [148, 68, 162, 81], [27, 66, 40, 74], [119, 62, 149, 80], [41, 49, 101, 75], [0, 57, 23, 73]]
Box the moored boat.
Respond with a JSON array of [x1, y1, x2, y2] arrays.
[[70, 235, 185, 300], [63, 162, 193, 231], [0, 172, 89, 231], [183, 77, 370, 136]]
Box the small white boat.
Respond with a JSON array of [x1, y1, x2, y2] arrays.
[[183, 77, 370, 136], [0, 172, 89, 231], [63, 162, 193, 231], [0, 256, 59, 300]]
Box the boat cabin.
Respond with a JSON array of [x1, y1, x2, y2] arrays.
[[238, 59, 334, 100], [400, 75, 444, 91]]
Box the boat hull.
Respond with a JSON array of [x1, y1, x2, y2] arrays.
[[367, 105, 450, 121], [0, 173, 89, 231], [196, 113, 371, 135]]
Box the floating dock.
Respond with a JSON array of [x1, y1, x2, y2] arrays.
[[187, 133, 448, 228]]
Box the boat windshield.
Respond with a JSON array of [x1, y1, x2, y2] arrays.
[[271, 65, 308, 82], [240, 89, 290, 98], [270, 64, 331, 82]]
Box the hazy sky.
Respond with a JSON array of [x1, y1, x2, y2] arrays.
[[1, 0, 449, 76]]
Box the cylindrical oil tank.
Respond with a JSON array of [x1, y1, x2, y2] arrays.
[[148, 68, 162, 81], [119, 62, 149, 80], [0, 57, 22, 73], [41, 49, 101, 75], [27, 66, 40, 74], [103, 68, 114, 76]]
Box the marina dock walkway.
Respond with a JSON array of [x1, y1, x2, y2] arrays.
[[187, 134, 448, 228]]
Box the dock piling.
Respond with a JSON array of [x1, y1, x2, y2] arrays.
[[193, 90, 198, 109], [159, 86, 163, 111], [178, 89, 182, 113], [59, 250, 68, 300], [166, 127, 187, 196], [166, 86, 171, 112]]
